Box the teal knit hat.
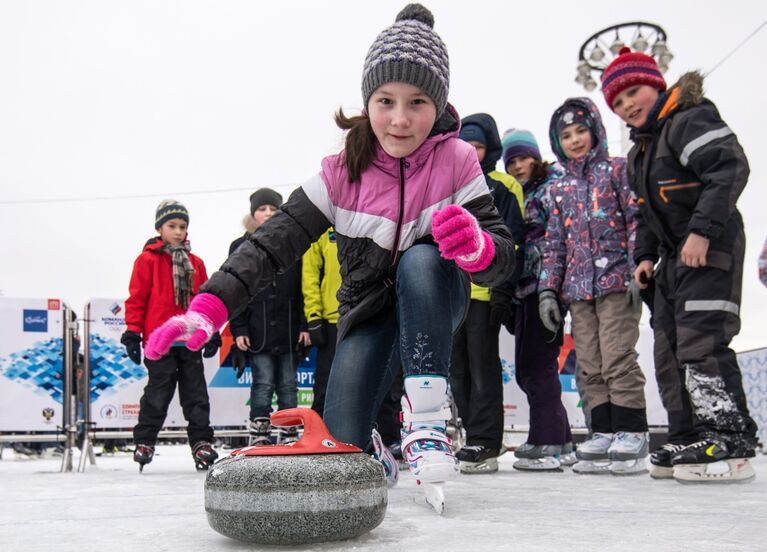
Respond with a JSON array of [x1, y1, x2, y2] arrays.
[[502, 129, 542, 167]]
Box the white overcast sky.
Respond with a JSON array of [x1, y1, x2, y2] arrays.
[[1, 0, 766, 350]]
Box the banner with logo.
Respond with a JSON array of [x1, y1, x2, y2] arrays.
[[0, 298, 66, 431], [499, 320, 667, 431], [88, 298, 314, 430]]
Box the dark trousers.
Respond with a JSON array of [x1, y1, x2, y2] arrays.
[[375, 365, 404, 446], [514, 293, 572, 445], [310, 322, 338, 417], [133, 347, 213, 447], [449, 300, 504, 449], [653, 233, 758, 453]]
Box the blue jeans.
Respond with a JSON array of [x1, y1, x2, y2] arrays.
[[323, 245, 468, 448], [249, 352, 297, 420]]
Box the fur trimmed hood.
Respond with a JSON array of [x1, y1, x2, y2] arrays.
[[670, 71, 705, 110]]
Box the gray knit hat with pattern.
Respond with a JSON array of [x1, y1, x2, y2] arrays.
[[361, 4, 449, 116]]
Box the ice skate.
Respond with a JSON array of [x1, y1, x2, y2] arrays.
[[649, 443, 688, 479], [513, 443, 564, 472], [559, 442, 578, 466], [457, 445, 504, 474], [278, 426, 300, 445], [401, 376, 460, 515], [671, 440, 756, 484], [573, 432, 613, 475], [446, 386, 466, 453], [248, 417, 272, 447], [133, 443, 155, 473], [192, 441, 219, 471], [608, 432, 649, 476], [371, 428, 399, 487]]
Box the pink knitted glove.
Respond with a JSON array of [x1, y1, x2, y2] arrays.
[[145, 293, 229, 360], [432, 204, 496, 273]]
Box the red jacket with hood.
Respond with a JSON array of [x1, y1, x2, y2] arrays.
[[125, 237, 208, 344]]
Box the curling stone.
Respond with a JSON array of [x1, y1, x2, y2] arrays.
[[205, 408, 387, 545]]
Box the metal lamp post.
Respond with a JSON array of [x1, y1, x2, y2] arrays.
[[576, 22, 673, 92]]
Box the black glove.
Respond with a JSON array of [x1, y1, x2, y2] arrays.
[[489, 287, 515, 328], [230, 347, 248, 379], [307, 319, 326, 348], [294, 341, 309, 366], [120, 331, 142, 365], [202, 332, 222, 359]]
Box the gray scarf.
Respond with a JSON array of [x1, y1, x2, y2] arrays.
[[164, 241, 194, 308]]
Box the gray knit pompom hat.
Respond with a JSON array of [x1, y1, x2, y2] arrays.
[[361, 4, 450, 116]]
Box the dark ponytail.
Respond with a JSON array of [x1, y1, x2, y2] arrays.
[[335, 108, 377, 183]]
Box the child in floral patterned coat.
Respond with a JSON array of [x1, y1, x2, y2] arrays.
[[539, 97, 649, 475]]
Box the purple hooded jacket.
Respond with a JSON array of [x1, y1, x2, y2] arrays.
[[539, 97, 637, 305]]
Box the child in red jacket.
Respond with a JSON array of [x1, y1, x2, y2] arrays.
[[120, 200, 220, 471]]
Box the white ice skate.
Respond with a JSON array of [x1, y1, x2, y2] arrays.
[[513, 443, 563, 472], [673, 458, 756, 484], [608, 432, 649, 476], [573, 432, 613, 475], [371, 428, 399, 487], [401, 376, 460, 515]]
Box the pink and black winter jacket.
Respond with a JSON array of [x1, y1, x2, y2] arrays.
[[203, 106, 516, 341]]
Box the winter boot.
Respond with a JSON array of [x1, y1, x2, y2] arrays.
[[133, 443, 155, 472], [248, 417, 272, 446], [671, 439, 756, 484], [607, 432, 649, 475], [371, 428, 399, 487], [192, 441, 219, 471], [573, 432, 613, 474], [649, 443, 688, 479], [457, 445, 503, 474], [513, 443, 564, 472]]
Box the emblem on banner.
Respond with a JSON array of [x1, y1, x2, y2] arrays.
[[23, 309, 48, 332], [47, 299, 61, 310], [100, 405, 118, 420], [42, 407, 55, 422], [109, 302, 122, 315]]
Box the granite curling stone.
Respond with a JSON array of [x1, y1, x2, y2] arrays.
[[205, 408, 387, 545]]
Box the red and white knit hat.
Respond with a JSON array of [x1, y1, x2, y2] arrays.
[[601, 47, 667, 109]]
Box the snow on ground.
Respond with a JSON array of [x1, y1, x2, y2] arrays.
[[1, 445, 765, 552]]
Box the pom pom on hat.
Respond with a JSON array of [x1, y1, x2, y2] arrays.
[[361, 3, 450, 116], [601, 46, 667, 109]]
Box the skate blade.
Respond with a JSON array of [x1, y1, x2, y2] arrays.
[[572, 460, 612, 475], [609, 459, 648, 476], [460, 457, 498, 474], [420, 482, 445, 515], [649, 464, 674, 480], [673, 459, 756, 484], [512, 458, 563, 472]]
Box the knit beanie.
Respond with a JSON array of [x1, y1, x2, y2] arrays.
[[601, 46, 667, 109], [361, 3, 450, 116], [154, 199, 189, 229], [249, 188, 283, 216], [502, 129, 542, 167], [459, 123, 487, 146], [555, 107, 592, 136]]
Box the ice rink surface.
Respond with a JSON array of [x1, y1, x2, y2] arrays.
[[1, 444, 765, 552]]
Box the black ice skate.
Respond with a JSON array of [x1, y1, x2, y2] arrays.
[[455, 445, 504, 474], [192, 442, 219, 471], [278, 426, 300, 445], [671, 440, 756, 484], [133, 444, 155, 473], [649, 443, 688, 479]]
